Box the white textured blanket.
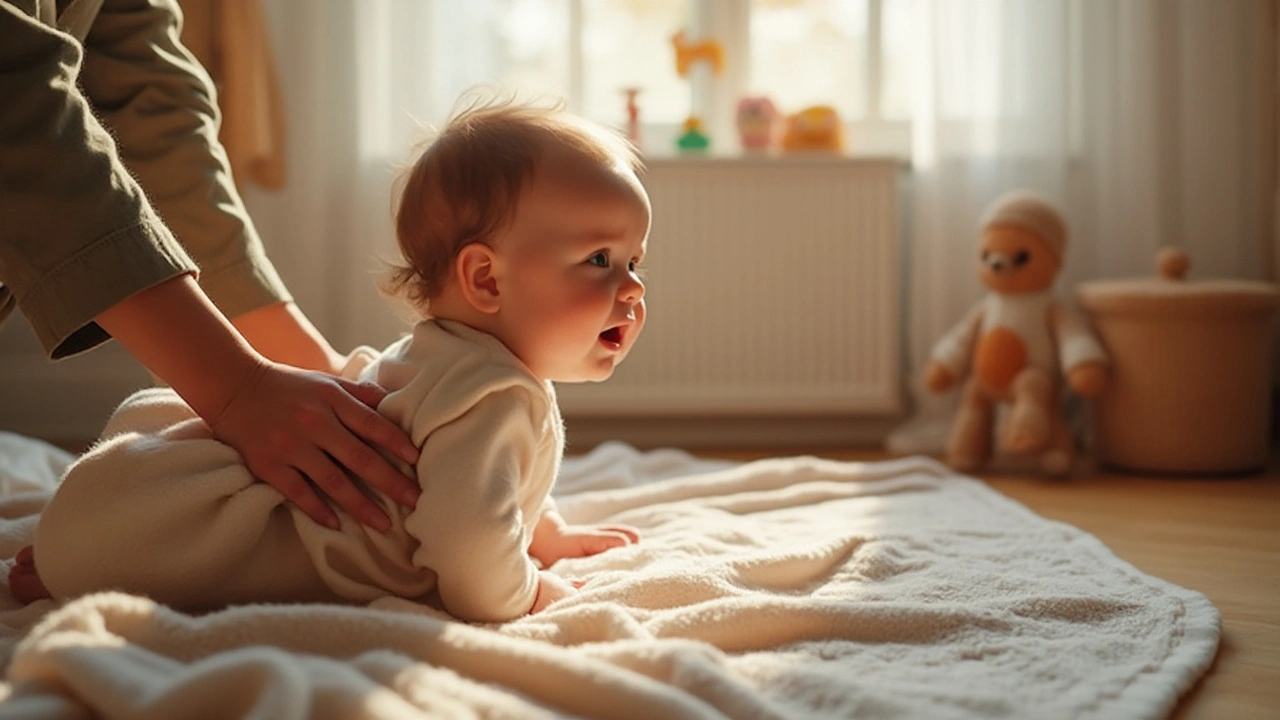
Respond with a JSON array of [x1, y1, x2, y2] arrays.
[[0, 435, 1218, 719]]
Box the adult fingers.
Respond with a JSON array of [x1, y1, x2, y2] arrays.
[[294, 445, 391, 532], [332, 378, 420, 467], [337, 377, 388, 410], [256, 462, 340, 530], [326, 387, 421, 511]]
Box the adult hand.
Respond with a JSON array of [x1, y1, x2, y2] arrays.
[[96, 276, 421, 531], [208, 359, 421, 530]]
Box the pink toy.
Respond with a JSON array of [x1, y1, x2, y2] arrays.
[[736, 97, 778, 152]]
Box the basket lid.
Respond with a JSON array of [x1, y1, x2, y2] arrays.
[[1076, 248, 1279, 319]]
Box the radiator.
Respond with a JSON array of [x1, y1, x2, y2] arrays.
[[556, 156, 903, 417]]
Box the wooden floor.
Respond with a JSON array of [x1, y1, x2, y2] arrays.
[[699, 446, 1280, 720]]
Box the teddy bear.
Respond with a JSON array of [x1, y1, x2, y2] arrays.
[[923, 191, 1109, 475]]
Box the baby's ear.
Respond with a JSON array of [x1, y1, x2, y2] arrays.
[[455, 244, 501, 314]]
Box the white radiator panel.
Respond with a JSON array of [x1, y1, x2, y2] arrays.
[[557, 157, 902, 416]]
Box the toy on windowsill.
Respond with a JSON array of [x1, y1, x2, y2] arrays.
[[736, 96, 779, 152], [671, 30, 723, 153], [781, 105, 843, 153], [676, 117, 710, 153], [622, 87, 642, 150], [671, 31, 724, 76], [922, 191, 1109, 476]]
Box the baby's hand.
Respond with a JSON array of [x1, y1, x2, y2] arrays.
[[528, 522, 640, 567], [530, 571, 579, 614]]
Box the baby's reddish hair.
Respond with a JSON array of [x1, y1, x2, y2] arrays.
[[385, 97, 642, 312]]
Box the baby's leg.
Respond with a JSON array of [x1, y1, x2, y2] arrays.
[[34, 418, 330, 611]]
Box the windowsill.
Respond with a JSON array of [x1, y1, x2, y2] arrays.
[[629, 120, 911, 165], [640, 152, 906, 167]]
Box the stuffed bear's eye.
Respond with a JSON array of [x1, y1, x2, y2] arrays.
[[981, 250, 991, 262], [1012, 250, 1030, 267]]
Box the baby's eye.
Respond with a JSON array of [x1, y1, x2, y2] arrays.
[[1012, 250, 1030, 267], [587, 252, 608, 267]]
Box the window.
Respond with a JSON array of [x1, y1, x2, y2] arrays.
[[421, 0, 913, 157]]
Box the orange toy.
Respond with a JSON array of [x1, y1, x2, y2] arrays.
[[671, 31, 724, 77], [923, 192, 1109, 475], [781, 105, 843, 153]]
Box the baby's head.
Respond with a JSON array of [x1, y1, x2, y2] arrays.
[[388, 98, 651, 383]]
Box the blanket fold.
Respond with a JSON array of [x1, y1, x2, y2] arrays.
[[0, 437, 1219, 720]]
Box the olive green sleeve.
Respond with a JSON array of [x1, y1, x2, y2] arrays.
[[0, 0, 292, 360], [78, 0, 291, 325], [0, 1, 197, 358]]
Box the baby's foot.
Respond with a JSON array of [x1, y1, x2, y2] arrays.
[[8, 546, 51, 605]]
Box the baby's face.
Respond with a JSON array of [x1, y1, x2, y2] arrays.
[[494, 157, 650, 383]]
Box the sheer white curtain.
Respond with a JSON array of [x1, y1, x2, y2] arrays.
[[891, 0, 1274, 452], [243, 0, 1273, 426], [243, 0, 554, 353]]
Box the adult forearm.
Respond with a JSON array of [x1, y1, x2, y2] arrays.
[[231, 302, 343, 374], [96, 274, 264, 423]]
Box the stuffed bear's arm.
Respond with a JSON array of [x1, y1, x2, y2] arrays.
[[1049, 301, 1108, 396], [924, 300, 986, 391]]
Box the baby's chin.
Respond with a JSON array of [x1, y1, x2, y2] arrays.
[[551, 359, 623, 384]]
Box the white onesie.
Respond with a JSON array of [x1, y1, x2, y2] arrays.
[[34, 319, 562, 623]]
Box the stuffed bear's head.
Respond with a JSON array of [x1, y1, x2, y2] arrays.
[[977, 193, 1067, 295]]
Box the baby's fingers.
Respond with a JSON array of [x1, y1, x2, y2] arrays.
[[596, 524, 641, 544], [581, 531, 633, 556]]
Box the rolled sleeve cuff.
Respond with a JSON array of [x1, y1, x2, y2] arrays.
[[21, 222, 196, 359], [197, 251, 292, 323]]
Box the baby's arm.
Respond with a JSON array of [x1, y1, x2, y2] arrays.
[[406, 387, 556, 621], [527, 509, 640, 568]]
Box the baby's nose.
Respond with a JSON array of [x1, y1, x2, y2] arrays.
[[620, 275, 645, 303]]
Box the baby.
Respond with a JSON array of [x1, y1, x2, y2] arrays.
[[11, 99, 650, 622]]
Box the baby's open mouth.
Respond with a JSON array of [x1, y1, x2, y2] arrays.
[[599, 326, 624, 348]]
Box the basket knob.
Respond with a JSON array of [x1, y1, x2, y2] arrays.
[[1155, 247, 1190, 280]]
